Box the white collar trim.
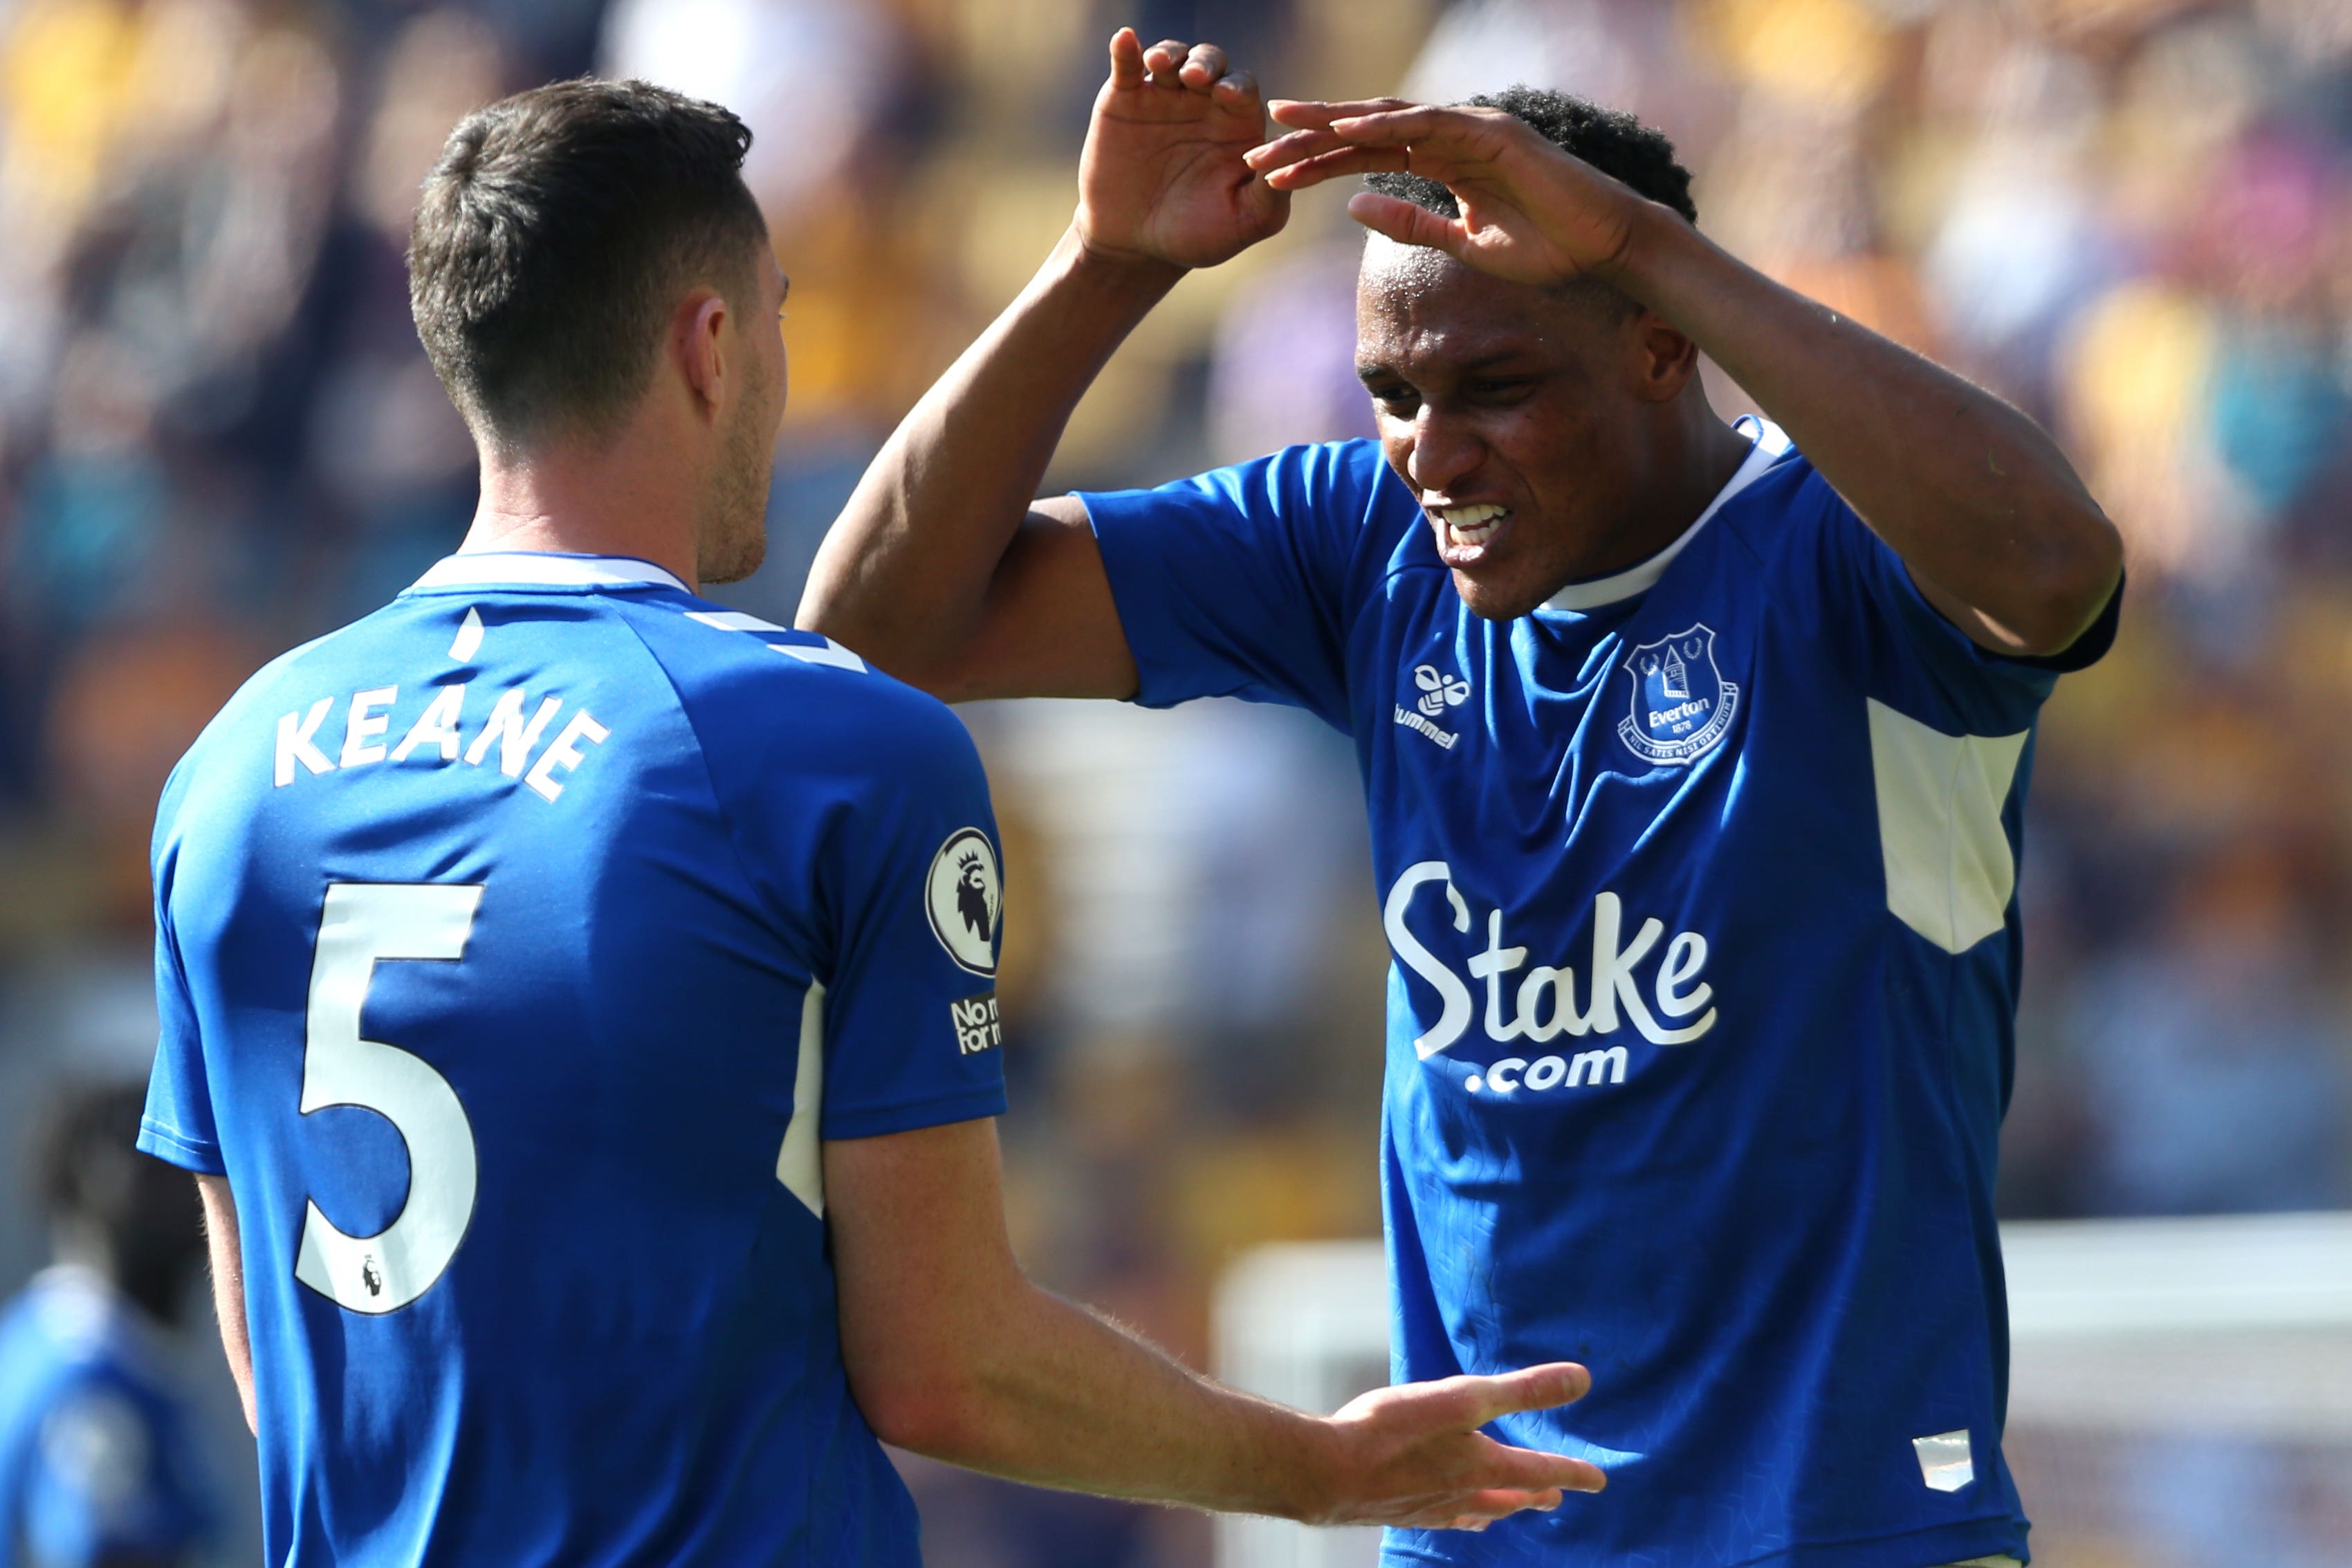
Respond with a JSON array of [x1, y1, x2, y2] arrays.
[[410, 552, 689, 592], [1541, 418, 1790, 613]]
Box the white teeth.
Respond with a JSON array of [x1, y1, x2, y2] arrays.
[[1436, 503, 1508, 546]]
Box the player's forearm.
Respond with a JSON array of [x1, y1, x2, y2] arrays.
[[797, 228, 1179, 681], [195, 1173, 258, 1435], [1610, 207, 2121, 654], [870, 1278, 1336, 1520]]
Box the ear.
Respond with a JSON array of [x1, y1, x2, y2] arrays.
[[1628, 309, 1700, 405], [675, 290, 731, 424]]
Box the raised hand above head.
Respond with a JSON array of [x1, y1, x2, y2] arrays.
[[1076, 27, 1289, 271], [1247, 99, 1645, 288]]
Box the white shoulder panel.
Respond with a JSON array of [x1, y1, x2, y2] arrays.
[[1866, 699, 2029, 956], [685, 609, 788, 634], [769, 639, 866, 673], [681, 609, 868, 672], [775, 982, 825, 1217]]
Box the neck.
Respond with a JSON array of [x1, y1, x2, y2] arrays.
[[1566, 405, 1756, 586], [460, 425, 702, 592]]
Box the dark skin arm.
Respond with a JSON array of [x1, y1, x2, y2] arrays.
[[798, 29, 1284, 699], [1247, 101, 2123, 656]]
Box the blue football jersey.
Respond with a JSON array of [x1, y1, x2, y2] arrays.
[[0, 1269, 216, 1568], [1081, 422, 2117, 1568], [138, 552, 1010, 1568]]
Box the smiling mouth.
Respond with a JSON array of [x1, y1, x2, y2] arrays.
[[1432, 502, 1512, 555]]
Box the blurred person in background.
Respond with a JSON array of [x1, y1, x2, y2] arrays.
[[801, 26, 2122, 1568], [135, 74, 1604, 1568], [2070, 836, 2352, 1215], [0, 1080, 212, 1568]]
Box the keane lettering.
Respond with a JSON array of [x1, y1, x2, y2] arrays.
[[273, 683, 611, 803], [1381, 860, 1717, 1067]]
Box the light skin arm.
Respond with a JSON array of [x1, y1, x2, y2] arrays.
[[1249, 104, 2124, 658], [827, 1118, 1605, 1526], [194, 1173, 257, 1437], [797, 30, 1288, 701]]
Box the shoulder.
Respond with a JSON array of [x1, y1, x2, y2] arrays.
[[614, 596, 983, 790], [1709, 443, 1850, 572], [1086, 439, 1411, 535], [1214, 438, 1409, 531], [155, 607, 407, 827], [185, 611, 387, 736]]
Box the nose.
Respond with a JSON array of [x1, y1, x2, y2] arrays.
[[1404, 404, 1484, 499]]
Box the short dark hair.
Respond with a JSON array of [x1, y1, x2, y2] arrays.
[[1366, 85, 1698, 225], [409, 77, 767, 448], [36, 1081, 173, 1235], [36, 1080, 203, 1320]]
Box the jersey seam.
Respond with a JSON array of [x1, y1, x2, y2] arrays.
[[1724, 463, 1988, 720], [608, 605, 815, 966]]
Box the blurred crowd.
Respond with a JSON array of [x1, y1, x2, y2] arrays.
[[0, 0, 2348, 1564]]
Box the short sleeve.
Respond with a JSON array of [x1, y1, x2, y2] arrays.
[[138, 800, 223, 1176], [23, 1377, 212, 1567], [807, 699, 1011, 1141], [1079, 440, 1384, 727], [1772, 461, 2122, 735]]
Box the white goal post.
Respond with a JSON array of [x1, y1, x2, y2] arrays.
[[1214, 1213, 2352, 1567]]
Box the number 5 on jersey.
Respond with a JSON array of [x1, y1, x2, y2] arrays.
[[295, 883, 484, 1315]]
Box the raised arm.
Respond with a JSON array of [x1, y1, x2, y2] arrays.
[[826, 1118, 1604, 1526], [796, 29, 1289, 701], [1249, 102, 2122, 658]]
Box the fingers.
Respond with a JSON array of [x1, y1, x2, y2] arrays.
[[1364, 1363, 1599, 1457], [1268, 97, 1413, 130], [1244, 127, 1352, 176], [1108, 26, 1146, 89], [1141, 38, 1208, 87], [1128, 35, 1249, 104], [1320, 105, 1455, 148], [1372, 1363, 1591, 1445], [1177, 41, 1227, 88], [1346, 191, 1469, 253], [1464, 1362, 1594, 1425], [1395, 1486, 1574, 1531], [1469, 1435, 1609, 1495], [1261, 145, 1415, 192], [1446, 1486, 1567, 1524]]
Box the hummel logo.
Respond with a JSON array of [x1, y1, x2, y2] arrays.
[[1413, 664, 1471, 718], [1396, 663, 1471, 751]]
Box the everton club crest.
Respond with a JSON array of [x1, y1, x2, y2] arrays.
[[1618, 624, 1739, 766]]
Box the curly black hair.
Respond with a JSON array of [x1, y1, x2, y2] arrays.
[[1364, 85, 1698, 225]]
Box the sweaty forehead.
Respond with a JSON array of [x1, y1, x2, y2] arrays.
[[1358, 233, 1462, 299], [1354, 234, 1597, 367]]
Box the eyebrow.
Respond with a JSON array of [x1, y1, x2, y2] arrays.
[[1356, 350, 1540, 382]]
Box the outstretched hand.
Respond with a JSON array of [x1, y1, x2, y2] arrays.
[[1305, 1361, 1608, 1530], [1244, 100, 1644, 288], [1075, 28, 1289, 270]]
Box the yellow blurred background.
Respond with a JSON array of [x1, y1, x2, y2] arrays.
[[1, 0, 2348, 1562]]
